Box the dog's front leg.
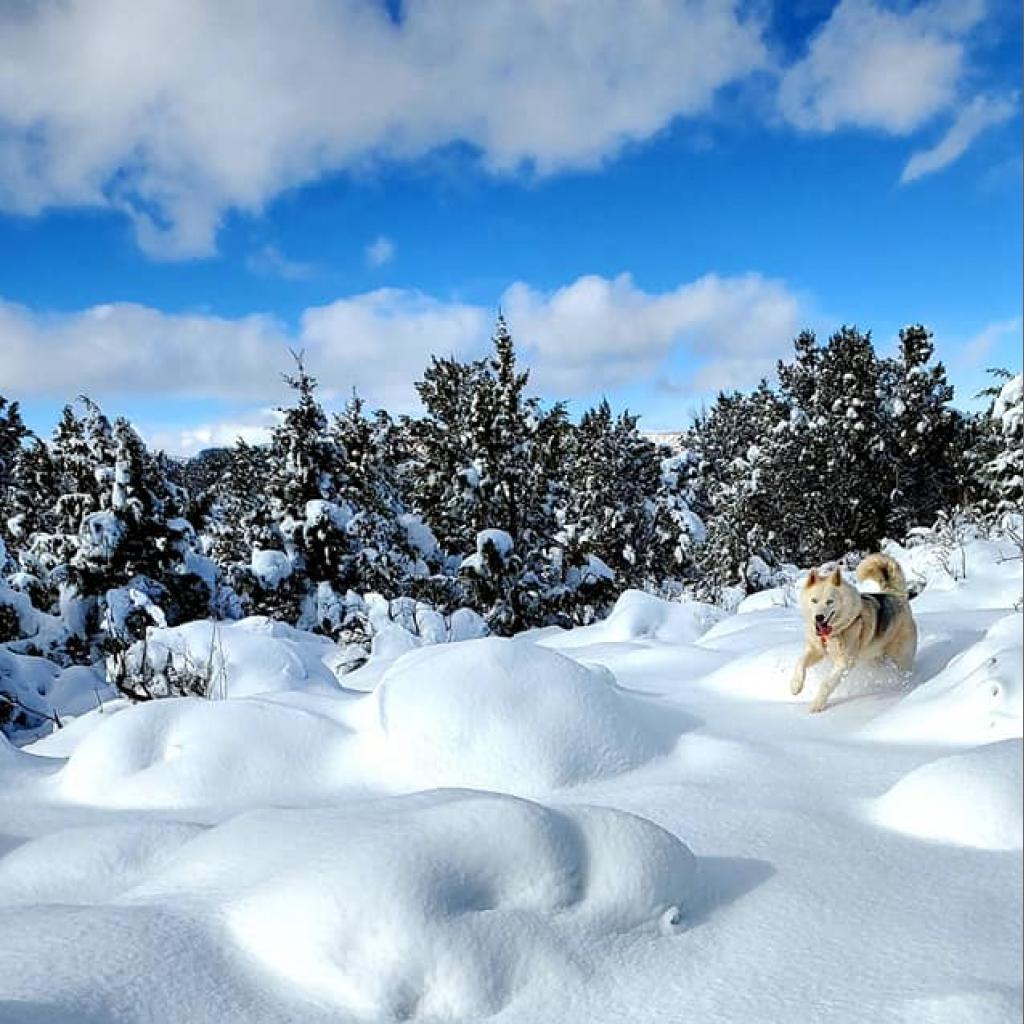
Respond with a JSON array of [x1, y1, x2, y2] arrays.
[[809, 659, 849, 713], [790, 642, 824, 695]]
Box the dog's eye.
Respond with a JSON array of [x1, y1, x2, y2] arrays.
[[810, 598, 818, 604], [826, 598, 835, 605]]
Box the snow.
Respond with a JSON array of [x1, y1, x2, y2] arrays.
[[77, 509, 125, 560], [118, 615, 346, 700], [399, 511, 439, 557], [993, 372, 1022, 434], [367, 638, 682, 793], [542, 588, 724, 648], [249, 546, 293, 588], [0, 535, 1020, 1022], [869, 739, 1022, 851], [461, 529, 515, 575]]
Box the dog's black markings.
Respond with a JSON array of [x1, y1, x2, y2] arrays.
[[862, 593, 896, 637]]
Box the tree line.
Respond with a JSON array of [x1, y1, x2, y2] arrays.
[[0, 316, 1020, 719]]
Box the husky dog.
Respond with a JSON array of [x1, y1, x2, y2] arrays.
[[790, 553, 917, 713]]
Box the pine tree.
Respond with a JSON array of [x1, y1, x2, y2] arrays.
[[564, 400, 663, 585], [687, 383, 787, 598], [0, 396, 29, 515], [407, 315, 572, 631], [977, 370, 1023, 514], [406, 354, 490, 556], [879, 325, 965, 536], [773, 326, 887, 561]]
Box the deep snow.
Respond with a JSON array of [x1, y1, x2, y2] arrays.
[[0, 533, 1020, 1023]]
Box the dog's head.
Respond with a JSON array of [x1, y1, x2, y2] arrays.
[[800, 567, 858, 638]]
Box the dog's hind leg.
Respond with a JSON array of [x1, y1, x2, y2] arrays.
[[790, 642, 825, 695]]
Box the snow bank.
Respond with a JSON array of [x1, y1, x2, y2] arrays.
[[864, 613, 1023, 744], [884, 534, 1022, 613], [122, 790, 696, 1019], [51, 635, 685, 808], [370, 637, 682, 792], [869, 740, 1023, 851], [118, 615, 345, 700], [543, 589, 723, 650], [0, 821, 203, 905], [58, 695, 357, 809]]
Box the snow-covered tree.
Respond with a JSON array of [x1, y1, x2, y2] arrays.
[[977, 370, 1023, 514], [878, 325, 965, 536]]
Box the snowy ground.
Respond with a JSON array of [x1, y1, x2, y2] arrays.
[[0, 536, 1021, 1023]]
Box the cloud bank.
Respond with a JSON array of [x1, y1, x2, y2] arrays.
[[1, 1, 1006, 257], [0, 270, 806, 449], [0, 0, 767, 257]]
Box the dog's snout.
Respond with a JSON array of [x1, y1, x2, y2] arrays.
[[814, 613, 826, 624]]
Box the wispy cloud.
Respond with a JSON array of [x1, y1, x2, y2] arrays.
[[246, 243, 314, 280], [955, 317, 1022, 367], [365, 236, 396, 268], [901, 94, 1017, 183]]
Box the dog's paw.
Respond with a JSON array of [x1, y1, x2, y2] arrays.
[[790, 676, 804, 695], [808, 699, 827, 714]]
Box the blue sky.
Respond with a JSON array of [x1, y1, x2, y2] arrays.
[[0, 0, 1020, 453]]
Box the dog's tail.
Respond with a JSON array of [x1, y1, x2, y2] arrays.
[[856, 553, 910, 599]]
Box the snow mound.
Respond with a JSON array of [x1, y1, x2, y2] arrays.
[[735, 584, 794, 614], [58, 695, 356, 809], [126, 790, 697, 1019], [0, 821, 203, 905], [121, 615, 345, 700], [543, 590, 723, 650], [371, 637, 682, 792], [864, 614, 1023, 744], [869, 740, 1023, 851]]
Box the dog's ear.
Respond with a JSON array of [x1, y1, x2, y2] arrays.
[[829, 568, 842, 586], [805, 569, 818, 587]]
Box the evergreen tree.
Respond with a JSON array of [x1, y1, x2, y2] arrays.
[[687, 383, 788, 598], [564, 400, 666, 586], [408, 315, 572, 631], [0, 395, 29, 515], [977, 370, 1023, 514], [879, 325, 965, 536]]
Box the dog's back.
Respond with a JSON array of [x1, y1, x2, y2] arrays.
[[854, 553, 916, 670]]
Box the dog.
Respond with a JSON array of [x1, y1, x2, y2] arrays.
[[790, 553, 917, 713]]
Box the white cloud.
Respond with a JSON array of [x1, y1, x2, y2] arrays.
[[0, 272, 807, 417], [503, 272, 804, 395], [0, 299, 289, 401], [0, 0, 768, 258], [299, 290, 486, 409], [143, 410, 281, 457], [366, 236, 396, 268], [901, 93, 1017, 183], [0, 290, 484, 412], [778, 0, 984, 134]]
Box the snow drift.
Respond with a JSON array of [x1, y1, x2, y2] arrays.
[[870, 739, 1023, 851], [542, 589, 723, 649], [369, 637, 685, 792], [119, 791, 697, 1019]]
